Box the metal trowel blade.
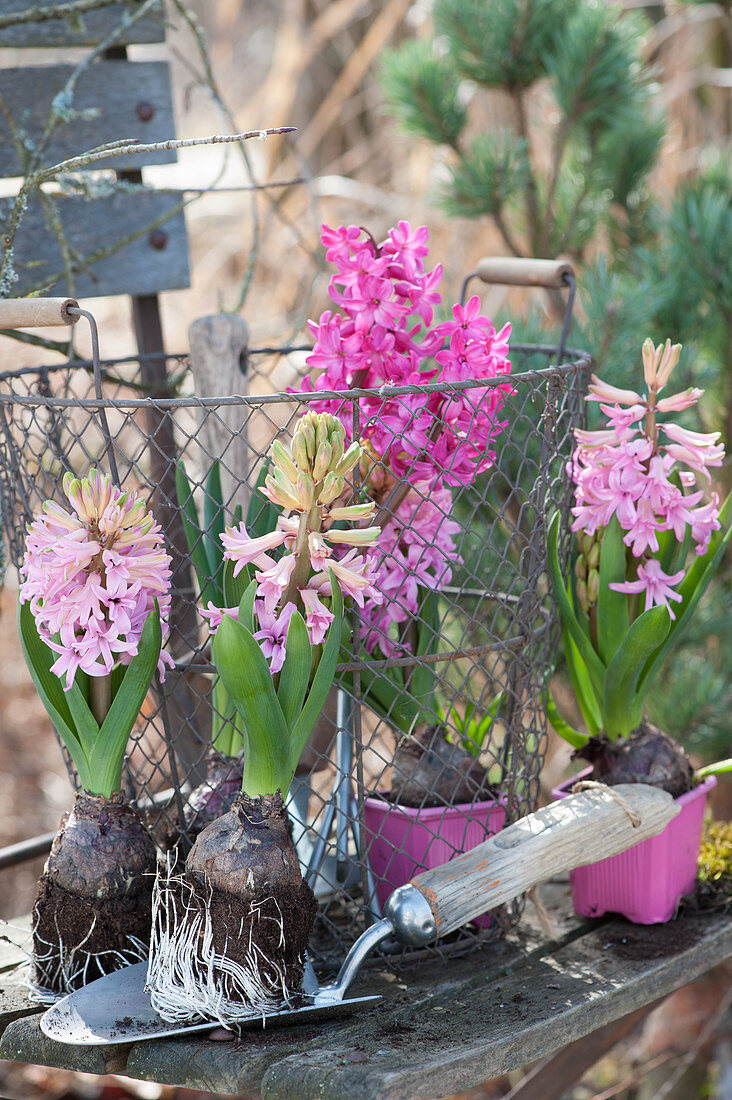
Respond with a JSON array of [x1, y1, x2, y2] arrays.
[[40, 962, 380, 1045]]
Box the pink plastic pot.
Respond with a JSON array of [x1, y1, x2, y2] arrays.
[[552, 767, 716, 924], [363, 794, 506, 928]]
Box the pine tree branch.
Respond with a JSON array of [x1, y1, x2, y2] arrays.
[[510, 87, 541, 255], [542, 116, 571, 256], [492, 206, 525, 258]]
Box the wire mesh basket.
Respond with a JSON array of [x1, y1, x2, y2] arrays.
[[0, 326, 591, 970]]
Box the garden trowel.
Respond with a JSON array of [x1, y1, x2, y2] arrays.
[[40, 783, 678, 1044]]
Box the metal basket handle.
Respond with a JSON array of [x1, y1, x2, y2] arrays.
[[0, 297, 119, 482], [460, 256, 577, 366], [474, 257, 574, 288]]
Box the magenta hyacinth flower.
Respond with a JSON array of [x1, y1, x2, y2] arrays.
[[20, 468, 173, 690], [299, 221, 513, 658]]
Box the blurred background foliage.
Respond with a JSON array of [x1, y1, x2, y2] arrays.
[[376, 0, 732, 772]]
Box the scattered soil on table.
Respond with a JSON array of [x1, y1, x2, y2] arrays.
[[32, 875, 152, 988], [601, 916, 705, 960], [375, 1019, 417, 1044]]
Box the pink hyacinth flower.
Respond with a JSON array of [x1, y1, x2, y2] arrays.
[[299, 586, 334, 645], [220, 524, 288, 574], [609, 559, 685, 618], [253, 601, 296, 673], [20, 468, 172, 689], [255, 553, 297, 615]]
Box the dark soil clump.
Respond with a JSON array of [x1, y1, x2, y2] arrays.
[[31, 875, 152, 989], [572, 720, 694, 798], [168, 874, 316, 995]]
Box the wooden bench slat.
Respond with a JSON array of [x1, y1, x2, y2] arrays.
[[1, 896, 730, 1099], [0, 1, 164, 48], [0, 61, 177, 176], [1, 189, 189, 298]]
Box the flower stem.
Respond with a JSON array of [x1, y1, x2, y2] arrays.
[[282, 504, 321, 608], [90, 673, 113, 727]]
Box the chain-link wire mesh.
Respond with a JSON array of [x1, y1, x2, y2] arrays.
[[0, 338, 590, 970]]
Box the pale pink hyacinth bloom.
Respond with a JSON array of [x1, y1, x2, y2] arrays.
[[571, 340, 724, 616], [253, 601, 296, 674], [609, 560, 685, 619], [209, 413, 382, 666], [299, 587, 334, 644], [20, 468, 172, 690]]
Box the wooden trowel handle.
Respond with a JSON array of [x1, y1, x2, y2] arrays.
[[406, 785, 679, 940]]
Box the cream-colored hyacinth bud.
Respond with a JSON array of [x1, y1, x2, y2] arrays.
[[295, 472, 315, 509], [294, 415, 317, 463], [316, 416, 330, 450], [272, 438, 300, 484], [320, 472, 345, 505], [290, 431, 310, 473], [330, 431, 345, 469], [576, 578, 589, 614], [586, 541, 600, 570], [586, 568, 600, 605], [312, 441, 333, 482], [328, 502, 377, 522], [325, 526, 380, 546], [574, 555, 587, 582], [264, 471, 301, 511], [333, 441, 362, 477]]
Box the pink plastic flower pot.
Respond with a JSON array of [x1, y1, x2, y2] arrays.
[[552, 767, 716, 924], [363, 794, 506, 928]]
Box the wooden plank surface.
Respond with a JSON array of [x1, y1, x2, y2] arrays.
[[1, 891, 730, 1100], [0, 190, 189, 298], [0, 61, 177, 176], [0, 919, 38, 1032], [0, 1, 164, 48]]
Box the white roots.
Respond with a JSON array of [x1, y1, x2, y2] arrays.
[[28, 912, 147, 1004], [147, 859, 300, 1026]]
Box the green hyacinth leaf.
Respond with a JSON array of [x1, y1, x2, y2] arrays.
[[17, 599, 92, 787], [602, 603, 671, 739], [563, 626, 602, 736], [223, 556, 251, 610], [407, 588, 440, 714], [697, 758, 732, 779], [596, 515, 629, 665], [175, 461, 216, 605], [203, 461, 226, 594], [90, 607, 163, 797], [212, 613, 289, 796], [238, 578, 257, 634], [277, 610, 312, 730], [545, 687, 589, 749], [289, 574, 343, 775], [547, 513, 607, 698]]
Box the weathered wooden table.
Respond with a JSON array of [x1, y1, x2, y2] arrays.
[[1, 883, 730, 1100]]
